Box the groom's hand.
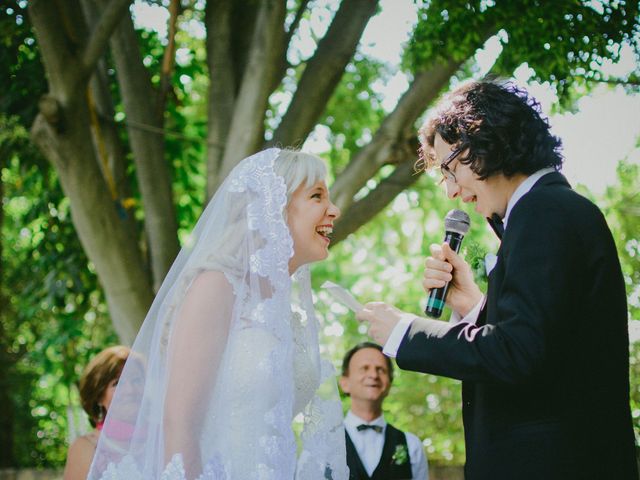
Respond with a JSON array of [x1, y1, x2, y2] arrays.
[[424, 242, 482, 317], [356, 302, 408, 345]]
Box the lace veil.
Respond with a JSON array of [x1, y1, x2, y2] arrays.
[[88, 148, 348, 480]]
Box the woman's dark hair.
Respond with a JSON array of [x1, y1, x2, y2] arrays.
[[341, 341, 393, 381], [79, 345, 130, 427], [418, 79, 563, 179]]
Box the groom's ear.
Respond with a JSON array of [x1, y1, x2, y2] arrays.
[[339, 376, 351, 396]]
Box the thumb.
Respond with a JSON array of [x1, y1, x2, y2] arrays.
[[442, 243, 464, 268]]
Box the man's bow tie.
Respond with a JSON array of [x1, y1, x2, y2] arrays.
[[357, 424, 383, 433], [488, 213, 504, 239]]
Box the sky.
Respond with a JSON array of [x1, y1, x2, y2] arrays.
[[133, 0, 640, 195]]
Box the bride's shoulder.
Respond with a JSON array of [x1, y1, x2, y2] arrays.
[[193, 270, 231, 286], [191, 270, 234, 293]]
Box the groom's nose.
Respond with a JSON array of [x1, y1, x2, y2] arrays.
[[446, 180, 461, 199]]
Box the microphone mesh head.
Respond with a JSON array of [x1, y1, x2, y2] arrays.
[[444, 209, 471, 235]]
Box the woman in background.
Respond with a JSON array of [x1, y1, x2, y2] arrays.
[[63, 345, 130, 480]]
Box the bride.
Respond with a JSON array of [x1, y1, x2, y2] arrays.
[[88, 148, 349, 480]]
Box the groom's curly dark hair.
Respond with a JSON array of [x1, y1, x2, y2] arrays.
[[418, 79, 563, 179]]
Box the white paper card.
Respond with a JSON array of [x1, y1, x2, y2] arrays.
[[321, 281, 363, 313]]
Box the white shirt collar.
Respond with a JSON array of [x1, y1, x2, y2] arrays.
[[344, 410, 386, 430], [503, 167, 556, 229]]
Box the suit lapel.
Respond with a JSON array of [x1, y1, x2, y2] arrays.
[[345, 432, 370, 479]]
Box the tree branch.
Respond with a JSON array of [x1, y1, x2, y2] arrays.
[[156, 0, 182, 119], [79, 0, 133, 84], [205, 0, 237, 197], [331, 142, 423, 246], [228, 2, 258, 95], [269, 0, 379, 147], [269, 0, 311, 92], [28, 0, 82, 101], [109, 10, 180, 291], [80, 0, 135, 218], [574, 73, 640, 87], [331, 58, 463, 212], [213, 0, 286, 190]]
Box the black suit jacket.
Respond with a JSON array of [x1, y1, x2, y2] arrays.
[[397, 172, 637, 479]]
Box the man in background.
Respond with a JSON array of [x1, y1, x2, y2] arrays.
[[340, 342, 428, 480]]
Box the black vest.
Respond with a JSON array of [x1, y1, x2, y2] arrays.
[[345, 423, 413, 480]]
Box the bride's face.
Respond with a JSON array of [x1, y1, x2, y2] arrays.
[[287, 179, 340, 273]]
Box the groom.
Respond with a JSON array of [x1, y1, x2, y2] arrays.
[[357, 80, 638, 479]]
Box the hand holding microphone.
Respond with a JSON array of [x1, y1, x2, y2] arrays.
[[424, 209, 482, 318]]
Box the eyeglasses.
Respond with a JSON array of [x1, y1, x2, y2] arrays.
[[439, 147, 463, 184]]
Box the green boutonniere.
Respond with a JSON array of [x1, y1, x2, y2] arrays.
[[464, 241, 489, 285], [391, 444, 409, 466]]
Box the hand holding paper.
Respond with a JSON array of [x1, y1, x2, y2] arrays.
[[322, 281, 410, 345]]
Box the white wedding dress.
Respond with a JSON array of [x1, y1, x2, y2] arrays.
[[88, 149, 348, 480]]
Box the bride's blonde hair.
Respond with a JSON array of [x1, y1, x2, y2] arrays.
[[273, 149, 327, 203]]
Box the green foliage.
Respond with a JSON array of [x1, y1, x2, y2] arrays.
[[405, 0, 640, 105], [601, 161, 640, 322], [1, 116, 117, 466], [492, 1, 640, 106], [0, 0, 46, 124], [161, 10, 210, 235], [320, 53, 391, 173], [605, 161, 640, 447], [405, 0, 499, 69]]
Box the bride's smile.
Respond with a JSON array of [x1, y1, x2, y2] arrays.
[[287, 179, 340, 273]]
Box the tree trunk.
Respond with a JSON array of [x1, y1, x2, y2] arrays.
[[205, 0, 236, 199], [81, 0, 138, 235], [31, 109, 153, 344], [209, 0, 286, 192], [331, 140, 421, 245], [29, 0, 153, 343], [268, 0, 311, 94], [108, 10, 180, 292]]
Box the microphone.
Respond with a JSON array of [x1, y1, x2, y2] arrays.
[[424, 209, 471, 318]]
